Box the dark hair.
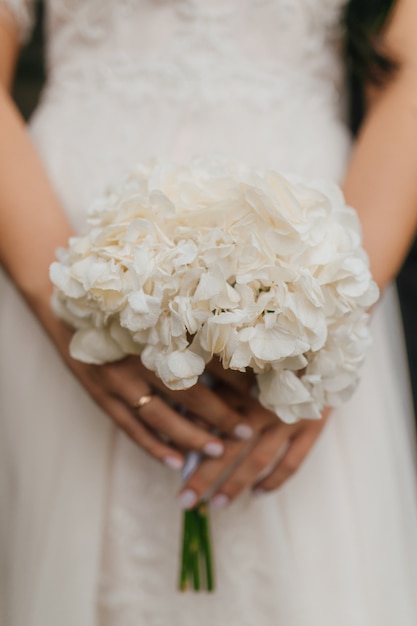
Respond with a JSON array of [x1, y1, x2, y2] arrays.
[[344, 0, 396, 132]]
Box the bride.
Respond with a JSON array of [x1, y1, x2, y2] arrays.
[[1, 1, 417, 624]]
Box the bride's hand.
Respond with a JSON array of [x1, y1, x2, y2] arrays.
[[178, 381, 330, 509], [54, 324, 254, 470]]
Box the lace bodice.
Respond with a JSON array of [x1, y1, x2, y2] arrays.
[[4, 0, 347, 106]]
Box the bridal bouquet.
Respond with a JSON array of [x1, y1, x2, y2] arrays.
[[50, 158, 378, 590]]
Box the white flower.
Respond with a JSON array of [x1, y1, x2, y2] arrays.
[[50, 157, 379, 422], [69, 327, 126, 364]]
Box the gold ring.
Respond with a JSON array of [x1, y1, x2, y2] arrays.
[[133, 393, 155, 411]]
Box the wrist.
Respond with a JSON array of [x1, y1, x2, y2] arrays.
[[23, 280, 74, 357]]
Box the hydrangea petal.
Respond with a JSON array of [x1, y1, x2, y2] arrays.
[[70, 328, 126, 364], [249, 325, 309, 361]]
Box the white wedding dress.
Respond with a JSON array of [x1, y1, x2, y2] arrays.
[[1, 1, 417, 625]]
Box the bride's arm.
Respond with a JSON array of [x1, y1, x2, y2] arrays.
[[179, 0, 417, 506], [344, 0, 417, 290], [0, 18, 255, 466], [0, 23, 74, 339]]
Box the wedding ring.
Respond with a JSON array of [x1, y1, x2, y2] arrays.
[[133, 392, 155, 412]]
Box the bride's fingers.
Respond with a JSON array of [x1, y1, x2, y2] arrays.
[[118, 356, 254, 440], [207, 425, 293, 506], [253, 413, 330, 492], [83, 357, 227, 459], [253, 429, 317, 492], [214, 383, 279, 433], [138, 366, 255, 440], [179, 418, 324, 507], [104, 396, 185, 468], [178, 439, 250, 509], [129, 394, 226, 457]]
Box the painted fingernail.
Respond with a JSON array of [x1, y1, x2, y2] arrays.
[[234, 423, 253, 440], [163, 456, 184, 470], [203, 441, 224, 457], [211, 494, 230, 509], [179, 489, 198, 510]]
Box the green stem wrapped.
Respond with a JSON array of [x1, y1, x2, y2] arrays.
[[197, 503, 215, 592], [179, 510, 193, 592], [178, 502, 215, 592]]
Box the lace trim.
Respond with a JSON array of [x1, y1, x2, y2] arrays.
[[0, 0, 34, 43]]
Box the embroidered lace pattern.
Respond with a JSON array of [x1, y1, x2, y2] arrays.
[[21, 0, 348, 113]]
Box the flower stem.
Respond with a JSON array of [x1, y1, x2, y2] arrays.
[[197, 502, 215, 592], [178, 503, 215, 592], [179, 510, 192, 591], [190, 510, 201, 590]]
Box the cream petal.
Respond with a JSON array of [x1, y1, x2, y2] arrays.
[[70, 328, 126, 364], [194, 266, 225, 301], [120, 296, 161, 331], [167, 350, 205, 378], [258, 369, 311, 406], [128, 289, 150, 314], [229, 343, 253, 370], [279, 354, 309, 370], [249, 325, 309, 361], [167, 304, 187, 338], [109, 321, 142, 355], [173, 241, 198, 269], [140, 344, 160, 372], [49, 263, 85, 299], [156, 350, 205, 389], [211, 283, 241, 309], [198, 319, 234, 354]]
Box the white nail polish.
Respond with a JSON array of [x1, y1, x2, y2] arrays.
[[163, 456, 184, 470], [179, 489, 198, 509], [234, 423, 253, 440], [211, 494, 230, 509], [203, 441, 224, 457]]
